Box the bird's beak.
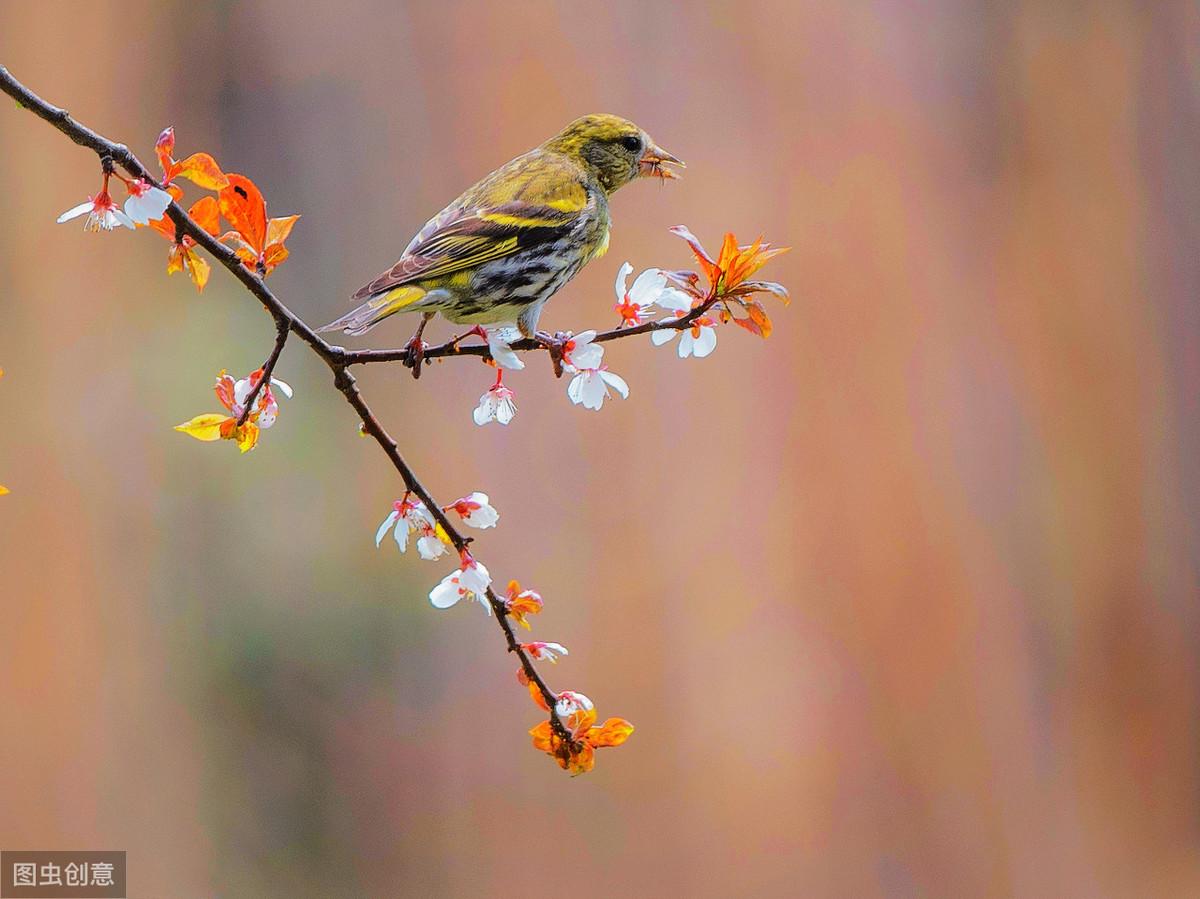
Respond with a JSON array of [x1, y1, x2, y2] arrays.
[[639, 142, 685, 181]]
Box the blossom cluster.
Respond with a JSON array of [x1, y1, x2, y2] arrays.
[[374, 489, 634, 774], [58, 129, 304, 451], [57, 127, 298, 291], [174, 368, 293, 453], [472, 227, 788, 426]]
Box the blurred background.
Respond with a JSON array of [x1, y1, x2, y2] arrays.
[[2, 1, 1199, 896]]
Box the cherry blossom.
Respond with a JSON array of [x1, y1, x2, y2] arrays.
[[530, 698, 634, 774], [567, 366, 629, 411], [57, 180, 134, 232], [504, 580, 544, 630], [651, 288, 718, 358], [174, 367, 292, 454], [443, 491, 499, 529], [473, 373, 517, 426], [429, 552, 493, 611], [376, 494, 451, 560], [521, 641, 568, 663], [554, 691, 595, 735], [122, 178, 173, 225], [614, 261, 670, 327], [486, 327, 525, 371], [229, 370, 292, 428], [561, 330, 604, 371]]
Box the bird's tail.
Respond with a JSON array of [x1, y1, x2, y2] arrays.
[[318, 286, 427, 336]]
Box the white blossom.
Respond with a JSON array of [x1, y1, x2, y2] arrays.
[[567, 367, 629, 411]]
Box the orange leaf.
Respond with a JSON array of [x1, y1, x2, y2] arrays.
[[566, 742, 596, 775], [715, 232, 740, 275], [732, 316, 765, 338], [0, 485, 9, 496], [219, 174, 268, 254], [588, 718, 635, 748], [171, 152, 229, 190], [261, 244, 290, 275], [529, 721, 555, 753], [527, 679, 550, 712], [748, 302, 772, 337], [213, 372, 237, 411], [565, 705, 597, 737], [189, 196, 221, 236], [266, 214, 300, 247]]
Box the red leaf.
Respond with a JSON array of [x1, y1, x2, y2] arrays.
[[747, 300, 773, 338], [732, 316, 765, 338]]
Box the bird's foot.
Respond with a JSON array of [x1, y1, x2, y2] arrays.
[[403, 336, 428, 379], [535, 330, 568, 379], [448, 325, 490, 350]]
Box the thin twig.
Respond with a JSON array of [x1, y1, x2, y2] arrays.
[[0, 64, 573, 743], [235, 317, 290, 427]]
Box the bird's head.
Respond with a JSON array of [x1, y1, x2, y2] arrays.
[[544, 114, 684, 193]]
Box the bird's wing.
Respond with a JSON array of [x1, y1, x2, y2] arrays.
[[351, 152, 592, 301]]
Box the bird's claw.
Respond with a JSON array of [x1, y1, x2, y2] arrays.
[[403, 338, 428, 379], [536, 330, 568, 378], [449, 325, 490, 350]]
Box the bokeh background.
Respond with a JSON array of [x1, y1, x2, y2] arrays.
[[2, 1, 1199, 896]]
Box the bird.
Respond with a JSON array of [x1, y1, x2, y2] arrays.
[[319, 114, 683, 367]]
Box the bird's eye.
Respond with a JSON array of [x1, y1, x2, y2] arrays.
[[619, 134, 642, 153]]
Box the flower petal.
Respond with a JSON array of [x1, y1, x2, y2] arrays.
[[473, 393, 496, 425], [495, 395, 516, 425], [111, 208, 136, 230], [429, 572, 464, 608], [613, 261, 633, 300], [375, 510, 400, 547], [691, 326, 718, 358], [568, 331, 604, 370], [600, 370, 629, 398], [56, 201, 94, 224], [628, 267, 668, 305], [487, 328, 525, 371]]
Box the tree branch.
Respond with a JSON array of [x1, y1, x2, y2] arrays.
[[342, 297, 722, 368], [0, 65, 569, 740]]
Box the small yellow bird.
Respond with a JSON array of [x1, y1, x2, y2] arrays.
[[319, 114, 682, 353]]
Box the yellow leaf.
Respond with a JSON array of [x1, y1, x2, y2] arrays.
[[0, 484, 9, 495], [174, 413, 230, 441], [529, 721, 555, 753], [235, 422, 260, 453], [187, 251, 211, 292]]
